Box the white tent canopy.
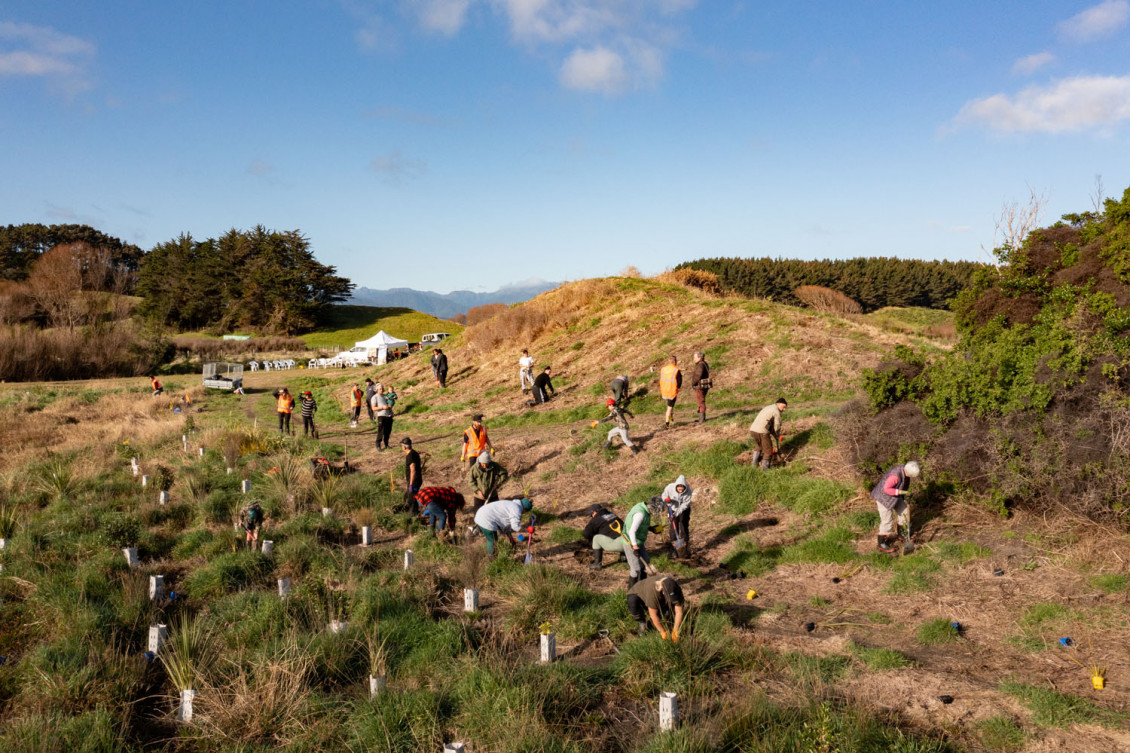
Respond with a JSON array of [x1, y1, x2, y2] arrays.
[[354, 330, 409, 364]]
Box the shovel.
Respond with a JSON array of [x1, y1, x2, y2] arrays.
[[609, 520, 657, 575], [901, 502, 915, 555], [666, 508, 686, 552], [524, 514, 537, 564]]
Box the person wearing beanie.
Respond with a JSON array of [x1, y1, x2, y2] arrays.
[[300, 390, 318, 438], [473, 497, 533, 556], [469, 450, 509, 512], [592, 398, 638, 454], [628, 575, 686, 640], [581, 504, 625, 571], [749, 398, 788, 470], [871, 460, 921, 553]]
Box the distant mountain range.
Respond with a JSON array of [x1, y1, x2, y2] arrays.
[[349, 280, 560, 319]]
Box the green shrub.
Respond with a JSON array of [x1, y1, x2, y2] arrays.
[[99, 515, 141, 549], [182, 550, 273, 599]]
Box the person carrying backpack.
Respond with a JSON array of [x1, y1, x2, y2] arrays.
[[240, 501, 264, 543]]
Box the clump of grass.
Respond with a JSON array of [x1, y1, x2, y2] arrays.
[[975, 715, 1026, 752], [0, 503, 20, 539], [916, 618, 960, 646], [778, 524, 857, 566], [720, 535, 780, 577], [1090, 574, 1128, 593], [547, 525, 582, 545], [781, 652, 852, 692], [883, 554, 942, 594], [161, 615, 218, 691], [999, 680, 1127, 728], [182, 550, 273, 599], [847, 642, 914, 670], [931, 539, 991, 563]]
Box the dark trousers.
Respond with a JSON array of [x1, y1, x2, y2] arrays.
[[278, 412, 291, 433], [533, 387, 549, 404], [437, 371, 447, 388], [377, 416, 393, 448], [366, 401, 375, 421], [351, 406, 361, 422], [302, 415, 316, 436], [402, 488, 419, 514], [628, 594, 671, 623], [695, 389, 708, 414], [672, 508, 690, 546]]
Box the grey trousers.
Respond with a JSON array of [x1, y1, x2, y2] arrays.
[[592, 534, 649, 577]]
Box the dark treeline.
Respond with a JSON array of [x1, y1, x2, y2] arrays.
[[137, 226, 353, 335], [1, 223, 144, 285], [678, 257, 988, 311]]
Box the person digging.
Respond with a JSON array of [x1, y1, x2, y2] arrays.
[[470, 450, 509, 513], [592, 398, 638, 454], [628, 575, 686, 641], [620, 496, 665, 589], [414, 486, 465, 540], [662, 474, 693, 558], [473, 497, 534, 557], [871, 460, 920, 554], [240, 501, 264, 544], [581, 504, 625, 571], [749, 398, 787, 469]]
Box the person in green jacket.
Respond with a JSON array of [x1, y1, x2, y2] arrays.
[[469, 451, 510, 513], [623, 496, 664, 589]]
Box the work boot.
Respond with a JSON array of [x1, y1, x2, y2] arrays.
[[697, 411, 705, 423], [630, 446, 639, 455], [751, 451, 761, 467], [588, 550, 603, 571], [877, 535, 896, 554], [637, 620, 649, 636], [602, 441, 611, 450], [760, 458, 770, 471], [627, 574, 639, 590]]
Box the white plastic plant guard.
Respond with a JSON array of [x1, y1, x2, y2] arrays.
[[444, 744, 465, 753], [148, 624, 168, 654], [0, 538, 6, 550], [261, 540, 274, 556], [123, 547, 139, 567], [149, 575, 164, 600], [178, 688, 196, 723], [464, 588, 478, 612], [141, 475, 150, 487], [330, 620, 349, 634], [321, 507, 332, 518], [158, 491, 170, 505], [278, 578, 291, 597], [241, 479, 252, 493], [198, 447, 205, 457], [404, 550, 414, 570], [362, 526, 373, 546], [540, 633, 556, 664], [369, 673, 386, 698], [659, 692, 679, 731]]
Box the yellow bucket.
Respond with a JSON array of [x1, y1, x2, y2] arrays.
[[746, 589, 758, 600], [1092, 675, 1105, 690]]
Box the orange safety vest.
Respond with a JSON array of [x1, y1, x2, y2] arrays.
[[463, 425, 489, 458], [350, 387, 363, 407], [659, 364, 680, 399], [277, 393, 294, 413], [150, 377, 161, 390]]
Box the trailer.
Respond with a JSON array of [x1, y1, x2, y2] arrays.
[[203, 362, 244, 391]]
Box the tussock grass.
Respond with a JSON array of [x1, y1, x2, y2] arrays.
[[975, 715, 1026, 752], [999, 680, 1127, 728], [916, 618, 960, 646], [848, 642, 914, 670]]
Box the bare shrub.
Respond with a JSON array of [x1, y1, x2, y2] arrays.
[[619, 265, 642, 278], [0, 281, 36, 324], [26, 242, 132, 330], [794, 285, 863, 315], [462, 278, 615, 354], [654, 267, 722, 295], [465, 302, 507, 326], [449, 312, 468, 325]]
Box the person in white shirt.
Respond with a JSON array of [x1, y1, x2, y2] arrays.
[[519, 349, 535, 393]]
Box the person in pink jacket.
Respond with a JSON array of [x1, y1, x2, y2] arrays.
[[870, 461, 920, 553]]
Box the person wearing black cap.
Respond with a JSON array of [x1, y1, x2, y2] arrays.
[[749, 398, 788, 470], [299, 390, 318, 437], [531, 366, 555, 405], [401, 438, 422, 512], [581, 504, 624, 571], [628, 575, 686, 640]]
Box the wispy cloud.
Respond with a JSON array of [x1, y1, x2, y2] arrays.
[[952, 75, 1130, 133], [1058, 0, 1130, 42], [0, 21, 95, 90], [560, 46, 626, 93], [371, 149, 428, 186], [414, 0, 473, 35], [1012, 52, 1054, 76], [247, 160, 274, 177]]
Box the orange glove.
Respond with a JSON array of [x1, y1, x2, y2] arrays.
[[590, 420, 598, 429], [672, 629, 680, 643], [659, 630, 669, 640]]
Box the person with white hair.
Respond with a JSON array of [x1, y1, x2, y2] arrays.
[[871, 460, 921, 553]]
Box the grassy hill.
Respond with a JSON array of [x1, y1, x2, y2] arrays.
[[302, 305, 461, 350], [0, 277, 1125, 752]]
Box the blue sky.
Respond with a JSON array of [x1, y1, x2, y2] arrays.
[[3, 1, 1130, 293]]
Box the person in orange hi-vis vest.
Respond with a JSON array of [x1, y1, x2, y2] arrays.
[[659, 355, 682, 430], [149, 376, 163, 397], [273, 387, 295, 434], [349, 384, 364, 425], [461, 414, 492, 468]]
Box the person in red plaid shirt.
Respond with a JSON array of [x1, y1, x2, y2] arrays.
[[414, 486, 466, 536]]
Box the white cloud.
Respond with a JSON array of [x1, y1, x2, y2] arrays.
[[560, 46, 626, 93], [0, 21, 94, 83], [371, 150, 428, 186], [1058, 0, 1130, 42], [953, 75, 1130, 133], [415, 0, 473, 35], [1011, 52, 1054, 76]]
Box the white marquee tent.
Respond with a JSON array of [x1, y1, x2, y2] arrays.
[[354, 330, 409, 364]]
